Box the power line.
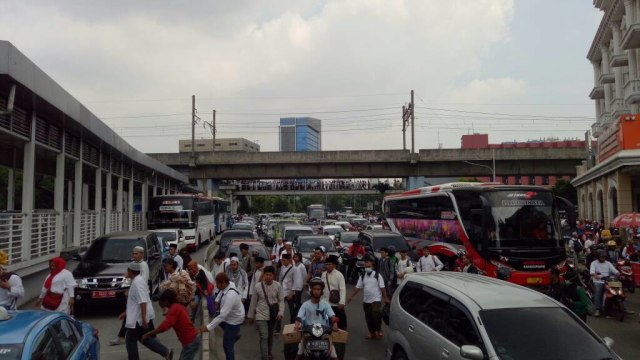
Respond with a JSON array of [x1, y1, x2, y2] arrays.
[[417, 106, 593, 120]]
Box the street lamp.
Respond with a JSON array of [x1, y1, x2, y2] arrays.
[[463, 149, 496, 182]]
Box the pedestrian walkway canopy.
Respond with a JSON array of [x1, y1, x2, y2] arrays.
[[0, 41, 188, 274]]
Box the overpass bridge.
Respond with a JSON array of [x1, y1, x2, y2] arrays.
[[149, 147, 586, 180]]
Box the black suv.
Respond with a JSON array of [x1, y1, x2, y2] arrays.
[[358, 229, 417, 261], [72, 231, 163, 312]]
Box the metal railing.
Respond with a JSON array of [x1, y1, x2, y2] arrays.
[[132, 213, 143, 231], [110, 211, 123, 232], [0, 212, 25, 263], [79, 211, 98, 247], [30, 211, 57, 258]]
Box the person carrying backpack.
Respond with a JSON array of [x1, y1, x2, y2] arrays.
[[346, 257, 389, 340]]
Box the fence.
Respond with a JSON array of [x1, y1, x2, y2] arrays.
[[79, 211, 97, 247], [30, 211, 57, 259], [132, 213, 143, 231], [0, 213, 25, 263]]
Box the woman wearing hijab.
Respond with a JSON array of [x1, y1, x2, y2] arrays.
[[36, 257, 77, 315]]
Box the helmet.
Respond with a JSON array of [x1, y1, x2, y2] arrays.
[[607, 240, 617, 247], [308, 277, 325, 290], [600, 229, 612, 240]]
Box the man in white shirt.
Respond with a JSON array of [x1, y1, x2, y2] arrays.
[[249, 257, 265, 297], [590, 250, 619, 316], [321, 255, 347, 360], [416, 247, 443, 272], [395, 249, 413, 285], [167, 243, 183, 270], [271, 238, 285, 264], [277, 254, 296, 333], [120, 262, 171, 360], [201, 272, 245, 360], [292, 253, 307, 317], [347, 257, 389, 340], [212, 253, 231, 278]]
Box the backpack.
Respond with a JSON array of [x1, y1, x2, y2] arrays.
[[360, 270, 380, 283], [573, 239, 583, 253]]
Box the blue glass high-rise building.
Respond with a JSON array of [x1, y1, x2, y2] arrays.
[[279, 117, 321, 152]]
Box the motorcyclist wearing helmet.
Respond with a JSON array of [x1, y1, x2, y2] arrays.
[[589, 250, 619, 317], [606, 240, 621, 263], [348, 239, 366, 257], [294, 277, 338, 360]]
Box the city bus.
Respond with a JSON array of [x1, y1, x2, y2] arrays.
[[307, 204, 326, 221], [212, 197, 231, 234], [148, 194, 216, 251], [383, 182, 568, 286]]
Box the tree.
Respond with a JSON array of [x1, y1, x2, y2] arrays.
[[372, 182, 391, 195], [552, 179, 577, 205]]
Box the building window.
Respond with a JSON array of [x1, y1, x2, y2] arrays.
[[529, 176, 536, 185], [515, 176, 522, 185], [184, 144, 191, 148], [215, 144, 221, 147], [230, 142, 237, 146], [502, 176, 508, 184], [196, 144, 205, 147], [542, 176, 549, 185]]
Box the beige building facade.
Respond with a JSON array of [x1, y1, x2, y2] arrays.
[[574, 0, 640, 224], [179, 138, 260, 153]]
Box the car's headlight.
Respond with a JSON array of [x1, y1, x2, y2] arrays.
[[121, 278, 132, 288], [76, 279, 88, 289]]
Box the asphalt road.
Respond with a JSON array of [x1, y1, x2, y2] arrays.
[[19, 242, 640, 360]]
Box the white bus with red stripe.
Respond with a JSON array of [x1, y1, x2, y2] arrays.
[[383, 182, 568, 286]]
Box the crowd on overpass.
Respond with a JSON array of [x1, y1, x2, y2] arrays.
[[233, 179, 375, 191]]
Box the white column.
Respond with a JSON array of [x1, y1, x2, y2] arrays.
[[117, 176, 123, 212], [82, 183, 89, 210], [142, 180, 148, 229], [629, 48, 638, 80], [612, 26, 625, 99], [105, 173, 112, 234], [67, 180, 73, 210], [602, 46, 612, 112], [153, 176, 158, 197], [20, 112, 36, 261], [94, 168, 102, 237], [6, 168, 14, 210], [625, 0, 635, 24], [73, 147, 83, 247], [54, 146, 65, 251], [128, 176, 134, 231]]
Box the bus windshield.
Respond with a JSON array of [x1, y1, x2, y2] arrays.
[[148, 197, 194, 229], [485, 191, 561, 248]]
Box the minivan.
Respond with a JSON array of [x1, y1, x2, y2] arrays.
[[386, 272, 620, 360]]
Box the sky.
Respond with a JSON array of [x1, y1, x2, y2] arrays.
[[0, 0, 603, 153]]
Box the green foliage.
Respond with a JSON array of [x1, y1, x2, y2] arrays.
[[552, 179, 577, 204], [458, 177, 480, 182]]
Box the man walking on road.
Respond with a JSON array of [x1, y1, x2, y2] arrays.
[[201, 272, 245, 360], [321, 254, 347, 360], [247, 266, 284, 360], [121, 262, 172, 360], [347, 257, 389, 340], [416, 247, 443, 272]]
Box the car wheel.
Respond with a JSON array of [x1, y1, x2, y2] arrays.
[[392, 349, 409, 360]]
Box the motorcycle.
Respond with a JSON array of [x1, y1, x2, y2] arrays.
[[603, 277, 627, 322], [299, 323, 334, 360], [348, 254, 365, 284], [616, 259, 635, 293]]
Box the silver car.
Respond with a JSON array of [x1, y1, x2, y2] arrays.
[[386, 272, 620, 360]]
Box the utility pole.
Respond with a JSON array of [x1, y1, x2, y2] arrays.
[[411, 89, 415, 154], [401, 90, 415, 154], [402, 105, 407, 150], [191, 95, 195, 163], [212, 110, 216, 153]]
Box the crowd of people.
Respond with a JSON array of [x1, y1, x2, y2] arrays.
[[236, 179, 375, 191]]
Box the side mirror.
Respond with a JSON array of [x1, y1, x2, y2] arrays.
[[603, 337, 615, 349], [460, 345, 484, 360]]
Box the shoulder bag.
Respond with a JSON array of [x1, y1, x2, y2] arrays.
[[261, 282, 279, 321], [326, 273, 341, 304]]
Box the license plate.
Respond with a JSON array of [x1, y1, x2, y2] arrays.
[[92, 290, 116, 299], [526, 277, 542, 284], [307, 340, 329, 351]]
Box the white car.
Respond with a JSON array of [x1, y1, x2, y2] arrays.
[[321, 225, 345, 241], [151, 228, 186, 253]]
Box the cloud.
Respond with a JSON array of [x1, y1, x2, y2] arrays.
[[442, 78, 527, 104], [0, 0, 516, 152]]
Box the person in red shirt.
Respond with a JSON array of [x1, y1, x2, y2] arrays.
[[143, 289, 200, 360]]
